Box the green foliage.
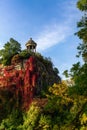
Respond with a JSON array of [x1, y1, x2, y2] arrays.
[[63, 70, 69, 78], [38, 114, 52, 130], [36, 53, 53, 69], [76, 0, 87, 62], [19, 49, 31, 59], [77, 0, 87, 11], [66, 63, 87, 96], [0, 38, 21, 65], [0, 109, 23, 130], [43, 83, 73, 128], [44, 83, 87, 130], [59, 1, 87, 129], [53, 67, 59, 75], [21, 102, 41, 130], [0, 88, 16, 122], [0, 86, 23, 124]]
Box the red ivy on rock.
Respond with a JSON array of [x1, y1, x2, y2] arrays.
[[0, 56, 39, 110]]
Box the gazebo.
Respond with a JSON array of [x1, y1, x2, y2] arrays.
[[25, 38, 37, 52]]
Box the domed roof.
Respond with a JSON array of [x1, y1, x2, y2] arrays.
[[25, 38, 37, 47]]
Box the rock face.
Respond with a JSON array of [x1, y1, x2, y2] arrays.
[[23, 56, 38, 108], [0, 54, 61, 110], [0, 56, 38, 109]]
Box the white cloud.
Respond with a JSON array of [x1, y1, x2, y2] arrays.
[[36, 23, 72, 51], [35, 0, 81, 52]]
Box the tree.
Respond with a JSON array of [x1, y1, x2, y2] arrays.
[[69, 0, 87, 95], [63, 0, 87, 96], [76, 0, 87, 62], [0, 38, 21, 65]]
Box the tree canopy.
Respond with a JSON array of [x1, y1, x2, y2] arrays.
[[0, 38, 21, 65], [76, 0, 87, 62], [77, 0, 87, 11]]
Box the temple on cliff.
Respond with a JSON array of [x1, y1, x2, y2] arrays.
[[25, 38, 37, 52], [0, 38, 38, 109], [0, 38, 38, 86], [0, 38, 61, 109]]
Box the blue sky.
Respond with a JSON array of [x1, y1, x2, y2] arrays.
[[0, 0, 83, 79]]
